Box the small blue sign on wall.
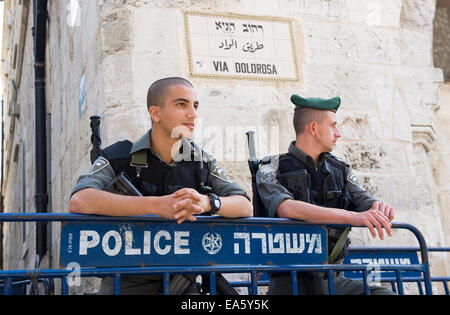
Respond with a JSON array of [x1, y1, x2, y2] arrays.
[[60, 220, 327, 267], [78, 74, 86, 119]]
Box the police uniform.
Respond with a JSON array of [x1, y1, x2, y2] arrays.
[[72, 129, 248, 200], [71, 129, 250, 295], [255, 95, 394, 295]]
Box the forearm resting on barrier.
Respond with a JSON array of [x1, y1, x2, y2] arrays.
[[69, 188, 198, 220], [69, 188, 252, 222], [276, 199, 393, 240]]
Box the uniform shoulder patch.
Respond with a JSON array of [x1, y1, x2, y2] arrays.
[[346, 171, 365, 190], [260, 169, 278, 184], [258, 155, 281, 184], [88, 157, 110, 175], [210, 163, 233, 183]]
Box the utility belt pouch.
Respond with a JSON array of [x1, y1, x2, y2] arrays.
[[276, 169, 311, 203]]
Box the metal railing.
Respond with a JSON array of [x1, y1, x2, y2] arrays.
[[0, 213, 440, 295], [344, 246, 450, 295]]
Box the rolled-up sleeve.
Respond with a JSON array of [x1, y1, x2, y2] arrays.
[[71, 156, 116, 197], [207, 159, 250, 200], [255, 161, 294, 218]]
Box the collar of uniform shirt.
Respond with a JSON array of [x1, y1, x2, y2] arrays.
[[288, 141, 330, 171], [130, 129, 207, 166]]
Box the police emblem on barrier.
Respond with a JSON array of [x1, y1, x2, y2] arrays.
[[202, 232, 223, 255]]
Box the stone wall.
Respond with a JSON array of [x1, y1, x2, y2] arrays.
[[430, 82, 450, 284], [434, 6, 450, 81], [2, 0, 39, 270]]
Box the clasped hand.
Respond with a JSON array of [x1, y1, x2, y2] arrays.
[[159, 188, 211, 224]]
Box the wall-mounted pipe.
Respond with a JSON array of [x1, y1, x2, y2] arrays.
[[33, 0, 48, 262]]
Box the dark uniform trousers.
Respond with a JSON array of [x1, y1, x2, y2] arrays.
[[268, 272, 396, 295]]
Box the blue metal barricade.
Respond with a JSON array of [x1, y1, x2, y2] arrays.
[[344, 246, 450, 295], [0, 213, 441, 295]]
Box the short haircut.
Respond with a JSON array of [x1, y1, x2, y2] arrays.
[[146, 77, 194, 109], [293, 107, 327, 135]]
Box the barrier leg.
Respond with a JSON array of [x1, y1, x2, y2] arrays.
[[327, 271, 335, 295], [113, 274, 121, 295], [163, 273, 170, 295], [395, 270, 404, 295], [61, 276, 69, 295], [423, 269, 433, 295], [416, 280, 423, 295], [2, 278, 12, 295], [390, 281, 397, 294], [362, 270, 370, 295], [290, 271, 298, 295], [209, 272, 216, 295], [250, 271, 258, 295]]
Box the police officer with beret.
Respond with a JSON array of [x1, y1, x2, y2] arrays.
[[256, 94, 395, 295], [69, 77, 253, 294]]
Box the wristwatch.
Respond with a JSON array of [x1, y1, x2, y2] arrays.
[[207, 193, 221, 215]]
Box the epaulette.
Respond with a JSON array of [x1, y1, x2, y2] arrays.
[[260, 153, 288, 165], [327, 154, 350, 168]]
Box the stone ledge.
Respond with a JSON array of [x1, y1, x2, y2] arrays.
[[411, 123, 436, 152]]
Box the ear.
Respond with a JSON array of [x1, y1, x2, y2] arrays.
[[307, 121, 317, 136], [149, 106, 160, 123]]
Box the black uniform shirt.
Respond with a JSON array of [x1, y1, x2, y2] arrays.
[[72, 129, 250, 201], [256, 141, 376, 218]]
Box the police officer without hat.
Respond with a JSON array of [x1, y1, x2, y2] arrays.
[[256, 94, 395, 295], [69, 77, 253, 294]]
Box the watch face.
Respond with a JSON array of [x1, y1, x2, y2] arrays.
[[209, 193, 221, 213]]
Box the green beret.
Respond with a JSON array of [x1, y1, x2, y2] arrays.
[[291, 94, 341, 112]]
